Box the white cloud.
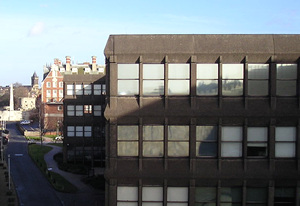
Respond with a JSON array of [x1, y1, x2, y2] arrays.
[[28, 22, 45, 37]]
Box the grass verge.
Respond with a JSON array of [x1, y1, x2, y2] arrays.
[[28, 144, 78, 193]]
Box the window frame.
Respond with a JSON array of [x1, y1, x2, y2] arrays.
[[248, 63, 269, 96], [167, 125, 189, 157], [118, 64, 139, 96], [143, 64, 165, 96], [196, 64, 219, 96], [247, 127, 268, 158], [276, 64, 297, 96], [222, 64, 244, 96], [168, 63, 190, 96], [142, 125, 164, 157], [221, 126, 243, 157], [196, 126, 218, 157], [275, 127, 296, 158]]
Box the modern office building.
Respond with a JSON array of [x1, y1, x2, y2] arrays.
[[104, 34, 300, 205], [62, 56, 106, 168]]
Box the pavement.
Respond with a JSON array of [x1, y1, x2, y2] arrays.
[[42, 143, 105, 206]]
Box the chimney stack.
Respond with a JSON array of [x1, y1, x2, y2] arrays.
[[92, 56, 97, 72], [66, 56, 71, 71]]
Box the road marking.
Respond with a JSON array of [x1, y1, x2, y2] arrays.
[[14, 154, 24, 157]]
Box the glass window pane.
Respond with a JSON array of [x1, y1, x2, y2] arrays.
[[168, 126, 189, 140], [248, 127, 268, 141], [168, 64, 190, 79], [118, 126, 139, 140], [248, 64, 269, 79], [118, 80, 139, 95], [275, 127, 296, 141], [117, 186, 138, 201], [142, 187, 163, 201], [197, 80, 218, 95], [220, 187, 242, 202], [143, 80, 164, 95], [168, 142, 189, 157], [197, 64, 218, 79], [247, 144, 267, 157], [275, 143, 295, 157], [118, 142, 139, 156], [222, 80, 243, 96], [143, 142, 164, 157], [195, 187, 216, 202], [166, 204, 188, 206], [222, 64, 243, 79], [276, 81, 297, 96], [221, 143, 242, 157], [118, 64, 139, 79], [167, 187, 188, 202], [168, 80, 190, 95], [143, 64, 164, 79], [143, 126, 164, 140], [196, 142, 217, 156], [277, 64, 297, 79], [196, 126, 217, 141], [248, 80, 268, 96], [222, 127, 243, 141], [246, 188, 267, 202]]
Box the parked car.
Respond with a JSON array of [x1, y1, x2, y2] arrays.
[[55, 136, 64, 141], [20, 120, 30, 125]]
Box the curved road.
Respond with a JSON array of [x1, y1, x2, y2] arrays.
[[5, 122, 63, 206]]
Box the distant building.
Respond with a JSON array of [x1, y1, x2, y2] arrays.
[[104, 34, 300, 205], [62, 56, 106, 168], [41, 62, 64, 134]]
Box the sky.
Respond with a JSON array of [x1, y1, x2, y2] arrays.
[[0, 0, 299, 86]]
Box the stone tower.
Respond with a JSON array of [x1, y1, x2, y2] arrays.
[[31, 72, 39, 88]]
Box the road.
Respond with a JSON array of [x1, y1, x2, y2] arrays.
[[5, 122, 63, 206]]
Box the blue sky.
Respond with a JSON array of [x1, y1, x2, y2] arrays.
[[0, 0, 299, 86]]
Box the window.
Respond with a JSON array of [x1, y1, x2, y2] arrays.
[[220, 187, 242, 205], [53, 90, 57, 97], [67, 126, 75, 137], [222, 64, 243, 96], [143, 64, 164, 95], [75, 84, 83, 95], [67, 105, 74, 116], [84, 84, 92, 95], [168, 64, 190, 95], [52, 80, 57, 88], [76, 126, 83, 136], [274, 188, 295, 206], [118, 126, 139, 156], [247, 127, 268, 157], [196, 126, 217, 157], [46, 82, 51, 88], [167, 187, 188, 206], [142, 186, 163, 206], [197, 64, 218, 95], [67, 84, 74, 95], [84, 105, 92, 114], [117, 186, 138, 206], [46, 90, 51, 97], [276, 64, 297, 96], [102, 84, 106, 95], [84, 126, 92, 137], [59, 81, 63, 88], [221, 126, 243, 157], [94, 105, 101, 116], [58, 105, 62, 111], [94, 84, 102, 95], [143, 126, 164, 157], [59, 90, 63, 97], [75, 105, 83, 116], [275, 127, 296, 158], [248, 64, 269, 96], [246, 187, 267, 205], [118, 64, 139, 95], [168, 126, 189, 157], [195, 187, 216, 205]]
